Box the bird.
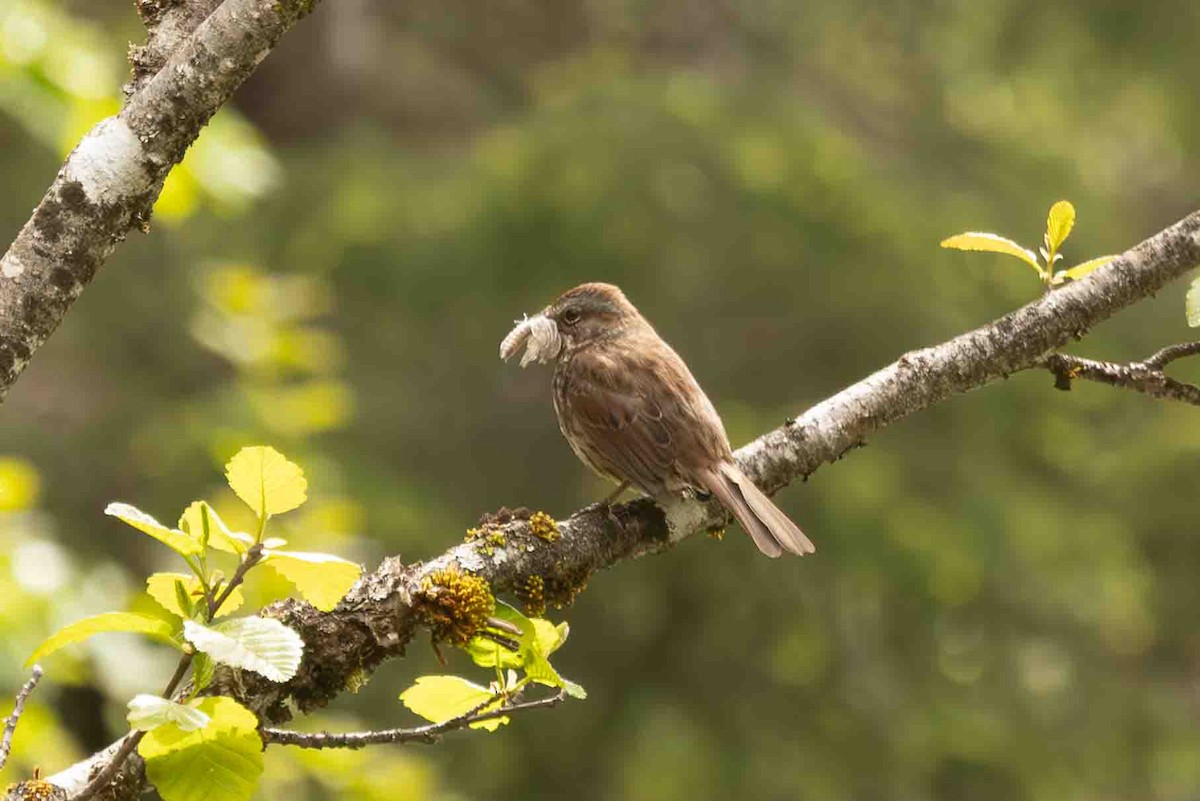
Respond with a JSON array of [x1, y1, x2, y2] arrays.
[[499, 282, 813, 558]]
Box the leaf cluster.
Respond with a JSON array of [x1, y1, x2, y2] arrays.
[[26, 447, 362, 801], [400, 600, 586, 732], [941, 200, 1116, 289]]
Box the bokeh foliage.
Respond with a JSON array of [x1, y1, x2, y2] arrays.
[[3, 0, 1200, 799]]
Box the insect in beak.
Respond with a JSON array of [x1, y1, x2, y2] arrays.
[[500, 312, 562, 367]]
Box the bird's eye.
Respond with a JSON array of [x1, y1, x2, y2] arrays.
[[562, 308, 582, 326]]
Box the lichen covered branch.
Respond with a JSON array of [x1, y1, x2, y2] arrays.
[[0, 0, 321, 402]]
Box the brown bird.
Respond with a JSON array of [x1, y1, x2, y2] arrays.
[[500, 282, 813, 558]]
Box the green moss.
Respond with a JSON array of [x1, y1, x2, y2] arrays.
[[518, 574, 547, 617], [415, 567, 495, 645], [466, 526, 509, 557], [544, 565, 591, 610], [528, 511, 560, 542]]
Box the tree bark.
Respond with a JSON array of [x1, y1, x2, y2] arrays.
[[0, 0, 320, 402]]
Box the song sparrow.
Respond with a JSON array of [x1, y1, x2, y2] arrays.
[[500, 282, 813, 558]]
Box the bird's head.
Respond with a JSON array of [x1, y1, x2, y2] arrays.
[[500, 282, 639, 366]]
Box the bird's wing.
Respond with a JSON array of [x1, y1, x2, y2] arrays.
[[562, 367, 673, 492], [560, 347, 726, 493]]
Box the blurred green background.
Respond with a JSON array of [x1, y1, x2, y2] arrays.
[[3, 0, 1200, 799]]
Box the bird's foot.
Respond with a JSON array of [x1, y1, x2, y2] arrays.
[[580, 484, 630, 530]]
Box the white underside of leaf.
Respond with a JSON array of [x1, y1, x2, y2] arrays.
[[183, 617, 303, 682]]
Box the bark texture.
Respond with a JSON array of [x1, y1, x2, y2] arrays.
[[0, 0, 319, 402], [11, 210, 1198, 801]]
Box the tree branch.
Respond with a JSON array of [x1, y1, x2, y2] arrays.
[[10, 210, 1200, 800], [260, 688, 566, 750], [1044, 348, 1200, 406], [1142, 340, 1200, 370], [127, 0, 226, 98], [0, 666, 44, 773], [0, 0, 321, 402]]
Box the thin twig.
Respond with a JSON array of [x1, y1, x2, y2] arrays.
[[71, 733, 143, 801], [1143, 340, 1200, 370], [0, 666, 44, 773], [1044, 350, 1200, 407], [261, 689, 566, 750], [208, 545, 263, 619]]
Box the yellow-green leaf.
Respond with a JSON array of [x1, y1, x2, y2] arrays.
[[262, 550, 361, 612], [1051, 255, 1117, 285], [399, 676, 508, 732], [106, 502, 202, 557], [147, 573, 243, 619], [1045, 200, 1076, 252], [484, 601, 586, 699], [464, 636, 524, 670], [140, 697, 263, 801], [1188, 276, 1200, 328], [27, 612, 179, 666], [192, 654, 215, 693], [940, 232, 1042, 275], [225, 446, 308, 517], [178, 502, 246, 555]]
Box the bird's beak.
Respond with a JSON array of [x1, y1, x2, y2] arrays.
[[500, 311, 562, 367]]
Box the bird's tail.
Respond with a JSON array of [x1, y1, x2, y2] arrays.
[[698, 462, 815, 558]]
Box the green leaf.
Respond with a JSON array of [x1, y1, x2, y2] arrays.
[[179, 502, 246, 555], [532, 618, 568, 656], [140, 697, 263, 801], [262, 550, 361, 612], [174, 579, 196, 619], [216, 528, 287, 552], [399, 676, 508, 732], [1045, 200, 1076, 252], [1051, 255, 1117, 286], [105, 502, 203, 557], [464, 636, 524, 670], [225, 446, 308, 517], [191, 654, 215, 693], [940, 232, 1042, 276], [147, 573, 243, 620], [484, 602, 586, 698], [1189, 276, 1200, 328], [183, 617, 304, 682], [559, 676, 588, 700], [27, 612, 179, 666], [127, 694, 211, 733]]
